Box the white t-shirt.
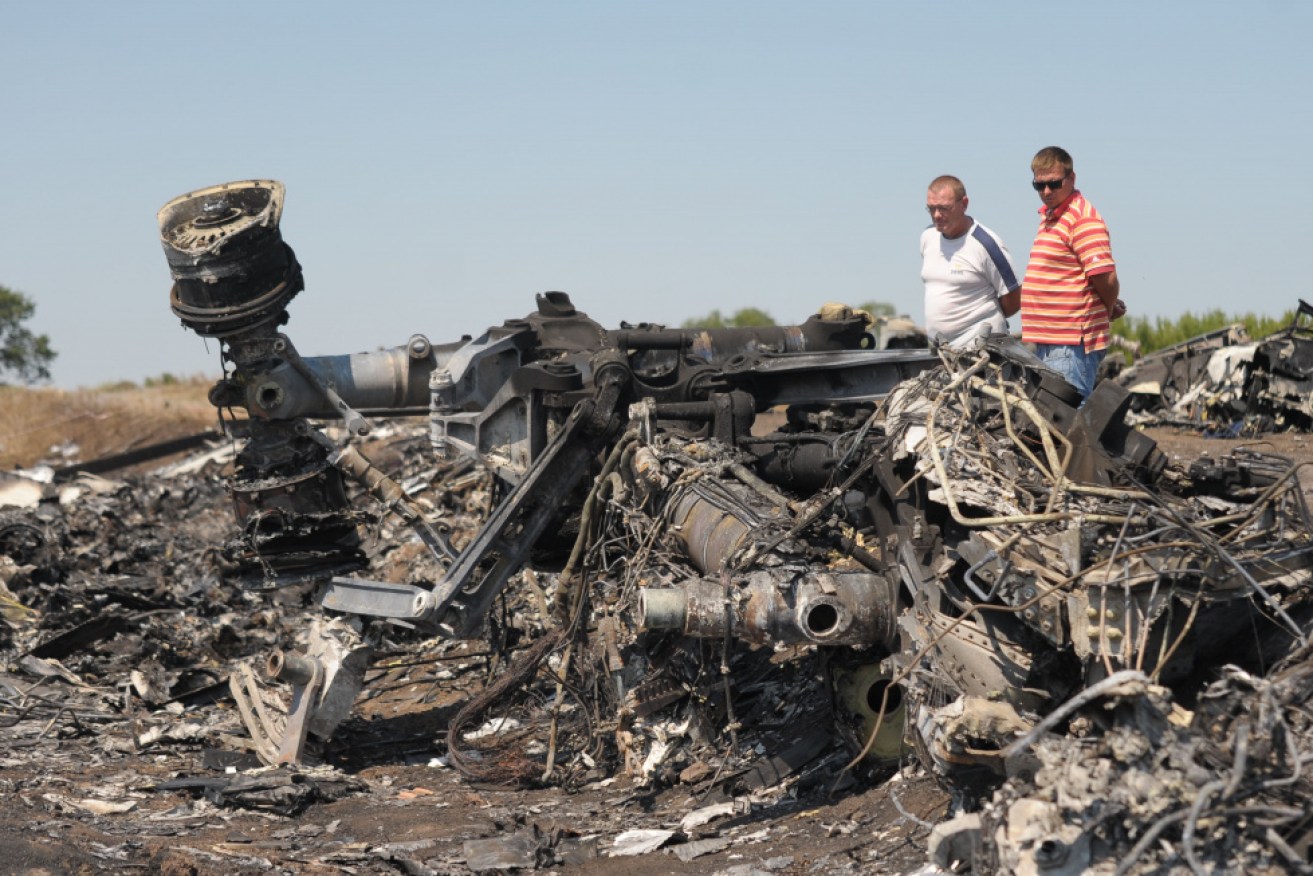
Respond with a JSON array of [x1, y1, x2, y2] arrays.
[[920, 220, 1020, 348]]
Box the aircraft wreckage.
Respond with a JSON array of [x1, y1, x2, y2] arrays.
[[146, 180, 1313, 872], [1110, 301, 1313, 434]]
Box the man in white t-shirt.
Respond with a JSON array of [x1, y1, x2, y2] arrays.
[[920, 175, 1021, 348]]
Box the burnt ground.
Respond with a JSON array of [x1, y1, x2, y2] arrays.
[[0, 744, 946, 876], [1, 424, 1311, 876]]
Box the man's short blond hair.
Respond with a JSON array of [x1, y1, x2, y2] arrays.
[[927, 175, 966, 200], [1031, 146, 1073, 177]]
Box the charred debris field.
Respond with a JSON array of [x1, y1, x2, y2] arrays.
[[6, 179, 1313, 875], [4, 370, 1313, 875]]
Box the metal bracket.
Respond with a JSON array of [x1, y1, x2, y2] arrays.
[[227, 651, 328, 766]]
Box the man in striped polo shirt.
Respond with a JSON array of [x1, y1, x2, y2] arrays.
[[1020, 146, 1126, 399], [920, 175, 1021, 349]]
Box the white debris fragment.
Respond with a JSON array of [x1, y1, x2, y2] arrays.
[[610, 829, 676, 856], [153, 444, 236, 478], [462, 716, 522, 740], [136, 722, 207, 746], [638, 716, 692, 780], [17, 464, 55, 484], [72, 798, 138, 816], [680, 799, 746, 832], [0, 473, 46, 508]]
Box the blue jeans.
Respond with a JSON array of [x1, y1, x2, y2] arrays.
[[1034, 343, 1105, 400]]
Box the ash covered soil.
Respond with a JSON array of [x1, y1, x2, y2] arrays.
[[0, 424, 1310, 876]]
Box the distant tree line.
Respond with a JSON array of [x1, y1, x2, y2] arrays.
[[684, 302, 1303, 358], [1111, 308, 1297, 354], [681, 302, 897, 329]]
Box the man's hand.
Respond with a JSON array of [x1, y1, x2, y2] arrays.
[[1110, 299, 1127, 321]]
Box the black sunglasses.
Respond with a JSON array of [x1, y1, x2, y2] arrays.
[[1032, 176, 1068, 192]]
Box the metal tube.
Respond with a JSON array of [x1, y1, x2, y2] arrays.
[[637, 588, 688, 630], [638, 570, 897, 647], [244, 345, 439, 420], [266, 649, 319, 686]]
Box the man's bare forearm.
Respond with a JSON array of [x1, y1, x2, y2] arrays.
[[999, 288, 1021, 318], [1089, 270, 1120, 311]]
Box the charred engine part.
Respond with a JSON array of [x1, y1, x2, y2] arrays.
[[227, 419, 362, 571], [1063, 380, 1169, 485], [264, 650, 324, 765], [608, 312, 876, 360], [648, 390, 757, 444], [637, 453, 899, 647], [742, 433, 851, 495], [831, 661, 909, 765], [902, 335, 1168, 486], [159, 181, 366, 573], [198, 283, 926, 493], [212, 332, 436, 426], [639, 570, 898, 648], [667, 477, 789, 573], [159, 180, 459, 577], [159, 180, 303, 338], [424, 293, 928, 484]]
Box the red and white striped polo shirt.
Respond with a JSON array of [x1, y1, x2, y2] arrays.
[[1020, 191, 1116, 351]]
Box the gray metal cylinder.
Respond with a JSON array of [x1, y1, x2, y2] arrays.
[[240, 345, 437, 419], [637, 588, 688, 631], [638, 569, 897, 648]]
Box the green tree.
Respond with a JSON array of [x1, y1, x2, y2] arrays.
[[681, 306, 776, 328], [0, 286, 56, 383]]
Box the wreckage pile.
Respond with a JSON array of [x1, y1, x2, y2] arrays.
[[1113, 299, 1313, 434], [876, 345, 1313, 873], [9, 178, 1313, 872], [5, 336, 1313, 873]]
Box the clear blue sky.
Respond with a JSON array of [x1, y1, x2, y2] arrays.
[[5, 1, 1311, 388]]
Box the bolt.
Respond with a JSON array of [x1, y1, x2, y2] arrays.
[[407, 334, 432, 359]]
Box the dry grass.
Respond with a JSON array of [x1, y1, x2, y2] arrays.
[[0, 376, 223, 470]]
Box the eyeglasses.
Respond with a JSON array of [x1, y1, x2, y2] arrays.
[[926, 203, 959, 215], [1032, 176, 1068, 192]]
